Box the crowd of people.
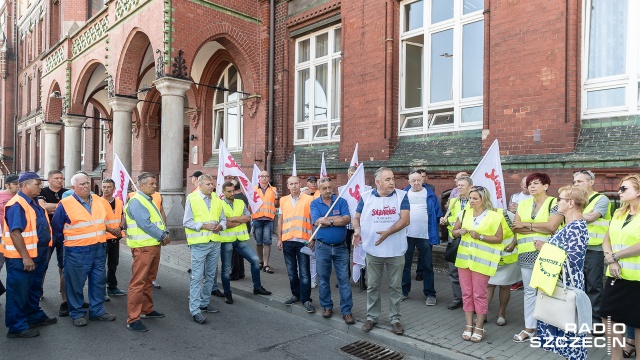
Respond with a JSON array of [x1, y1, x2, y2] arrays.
[[1, 166, 639, 360]]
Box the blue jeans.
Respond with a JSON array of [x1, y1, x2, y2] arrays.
[[5, 246, 49, 333], [315, 241, 352, 315], [402, 237, 436, 297], [252, 220, 273, 245], [189, 242, 220, 315], [282, 241, 311, 303], [222, 240, 263, 292], [63, 243, 107, 319]]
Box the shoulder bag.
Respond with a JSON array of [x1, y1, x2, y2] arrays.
[[533, 257, 578, 331]]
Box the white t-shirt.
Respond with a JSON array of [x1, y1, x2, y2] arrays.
[[407, 188, 429, 239]]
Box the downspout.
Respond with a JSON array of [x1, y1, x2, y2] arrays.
[[266, 0, 275, 174], [12, 0, 18, 173]]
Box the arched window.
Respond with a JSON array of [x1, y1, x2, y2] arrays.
[[213, 64, 243, 151]]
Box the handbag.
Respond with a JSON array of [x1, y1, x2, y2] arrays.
[[444, 210, 466, 263], [533, 258, 578, 331]]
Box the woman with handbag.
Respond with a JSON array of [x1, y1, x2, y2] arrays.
[[601, 174, 640, 359], [507, 173, 564, 342], [534, 185, 589, 360], [451, 186, 503, 343]]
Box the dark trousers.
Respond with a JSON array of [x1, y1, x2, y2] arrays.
[[584, 249, 604, 323], [402, 237, 435, 297], [345, 229, 354, 276], [106, 239, 120, 289], [230, 248, 245, 278]]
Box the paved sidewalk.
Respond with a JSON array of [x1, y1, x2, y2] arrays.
[[147, 240, 608, 360]]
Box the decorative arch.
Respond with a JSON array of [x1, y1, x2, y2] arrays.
[[70, 60, 105, 114], [45, 81, 63, 122], [116, 29, 152, 96]]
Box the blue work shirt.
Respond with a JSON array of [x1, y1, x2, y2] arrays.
[[51, 194, 94, 246], [355, 189, 411, 214], [125, 191, 168, 242], [310, 195, 350, 244], [5, 191, 51, 246]]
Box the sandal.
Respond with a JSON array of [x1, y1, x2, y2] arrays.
[[623, 342, 636, 358], [259, 262, 264, 270], [513, 329, 535, 343], [470, 327, 485, 343], [263, 265, 274, 274], [496, 316, 506, 326], [462, 325, 473, 341]]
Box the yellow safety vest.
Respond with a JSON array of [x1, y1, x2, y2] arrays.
[[498, 209, 518, 265], [584, 193, 611, 246], [215, 199, 250, 242], [516, 197, 557, 255], [125, 193, 166, 248], [184, 192, 224, 245], [455, 209, 503, 276], [607, 211, 640, 281], [530, 243, 567, 295], [446, 197, 469, 238]]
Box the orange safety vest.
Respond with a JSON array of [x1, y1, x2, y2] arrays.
[[59, 194, 112, 246], [2, 195, 52, 258], [280, 194, 313, 241], [104, 197, 124, 240], [311, 191, 320, 200], [252, 185, 277, 220]]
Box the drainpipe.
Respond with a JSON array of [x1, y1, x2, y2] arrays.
[[12, 0, 18, 173], [266, 0, 275, 174]]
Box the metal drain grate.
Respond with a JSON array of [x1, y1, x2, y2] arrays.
[[340, 340, 405, 360]]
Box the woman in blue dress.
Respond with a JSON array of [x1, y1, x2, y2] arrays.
[[534, 185, 589, 360]]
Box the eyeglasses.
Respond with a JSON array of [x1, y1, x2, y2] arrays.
[[619, 186, 629, 193], [558, 197, 570, 202], [258, 175, 269, 178], [579, 170, 594, 180]]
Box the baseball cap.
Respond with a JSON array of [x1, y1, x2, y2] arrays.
[[307, 176, 317, 182], [5, 174, 19, 183], [18, 172, 47, 183], [191, 171, 203, 178]]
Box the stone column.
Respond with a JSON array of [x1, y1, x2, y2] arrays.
[[41, 122, 63, 177], [153, 76, 192, 237], [62, 115, 85, 187], [107, 96, 138, 173]]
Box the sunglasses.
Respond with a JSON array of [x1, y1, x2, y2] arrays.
[[472, 186, 486, 191], [619, 186, 629, 193]]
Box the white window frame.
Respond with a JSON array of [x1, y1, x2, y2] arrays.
[[399, 0, 484, 135], [212, 64, 243, 152], [81, 126, 86, 166], [581, 0, 639, 119], [98, 122, 106, 164], [293, 25, 342, 144]]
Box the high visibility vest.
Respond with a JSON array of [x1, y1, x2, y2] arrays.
[[125, 193, 166, 248], [280, 194, 313, 241], [105, 198, 124, 240], [215, 199, 250, 242], [455, 209, 503, 276], [128, 192, 163, 214], [311, 191, 320, 200], [498, 209, 518, 265], [516, 197, 557, 255], [252, 185, 277, 220], [2, 195, 51, 258], [446, 197, 469, 238], [59, 194, 110, 246], [607, 212, 640, 281], [184, 192, 224, 245], [584, 193, 611, 246]]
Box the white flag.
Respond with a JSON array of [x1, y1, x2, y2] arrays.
[[217, 139, 263, 213], [252, 164, 261, 187], [111, 153, 134, 204], [470, 139, 507, 209], [320, 152, 327, 178], [350, 143, 359, 167], [292, 154, 297, 176]]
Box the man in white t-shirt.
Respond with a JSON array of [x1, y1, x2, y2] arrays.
[[508, 177, 532, 213], [353, 167, 410, 335]]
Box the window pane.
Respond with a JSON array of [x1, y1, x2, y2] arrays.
[[430, 29, 453, 103], [462, 21, 484, 98], [429, 112, 454, 126], [404, 1, 424, 32], [431, 0, 453, 24], [461, 106, 483, 123], [586, 87, 625, 109], [404, 43, 423, 108], [588, 0, 627, 79], [331, 122, 340, 138], [296, 128, 309, 141], [334, 28, 342, 53], [313, 124, 328, 139], [316, 33, 329, 58], [463, 0, 483, 14], [213, 110, 224, 149], [298, 39, 310, 63], [215, 77, 224, 105], [314, 63, 328, 120], [331, 58, 341, 119], [297, 69, 310, 122], [402, 115, 424, 129], [228, 66, 238, 102], [227, 105, 240, 149]]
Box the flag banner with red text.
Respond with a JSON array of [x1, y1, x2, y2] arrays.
[[111, 153, 134, 204], [470, 139, 507, 209], [217, 139, 263, 213], [252, 164, 261, 187]]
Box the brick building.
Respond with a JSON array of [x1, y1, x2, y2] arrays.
[[1, 0, 638, 233]]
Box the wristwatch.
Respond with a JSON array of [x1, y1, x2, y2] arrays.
[[479, 234, 484, 241], [330, 219, 334, 226]]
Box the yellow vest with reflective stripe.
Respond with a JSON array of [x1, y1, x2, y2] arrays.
[[446, 197, 468, 238], [215, 199, 250, 242], [125, 193, 166, 248], [607, 212, 640, 281], [516, 197, 557, 255], [584, 193, 611, 246], [184, 192, 223, 245], [498, 210, 518, 265], [252, 186, 277, 220], [280, 194, 313, 241], [455, 209, 503, 276]]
